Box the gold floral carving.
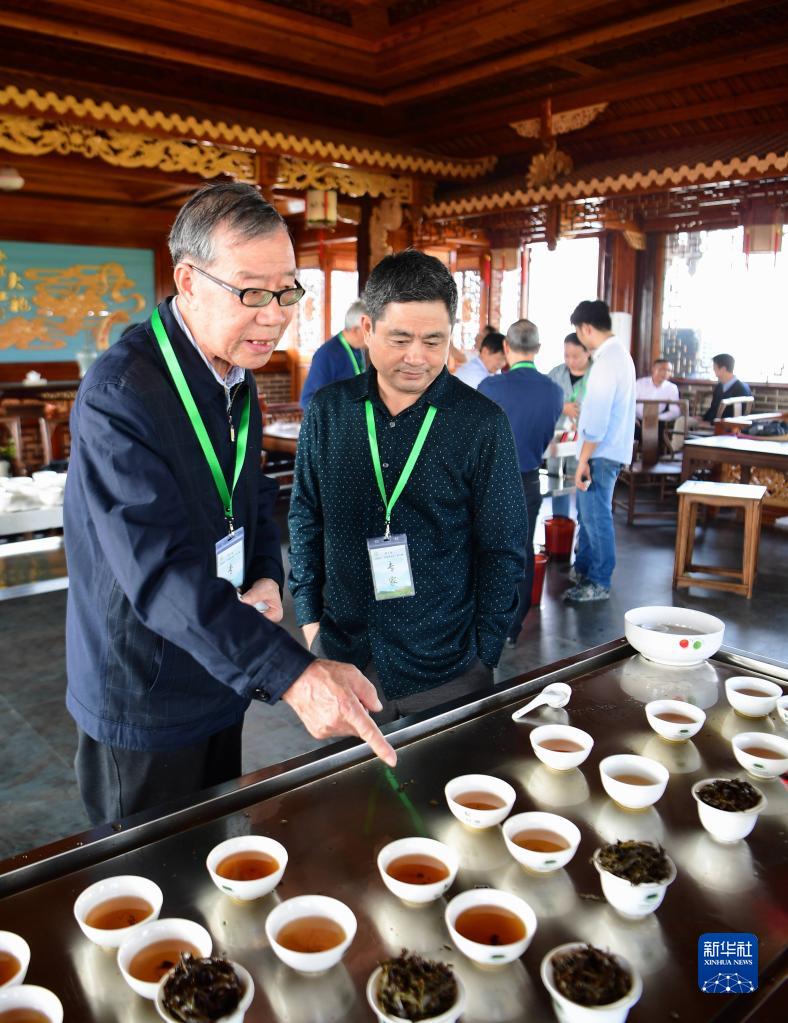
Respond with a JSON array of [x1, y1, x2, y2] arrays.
[[425, 149, 788, 219], [721, 464, 788, 506], [0, 85, 495, 180], [370, 199, 403, 269], [510, 103, 608, 139], [277, 158, 413, 201], [0, 113, 256, 181], [526, 143, 573, 189]]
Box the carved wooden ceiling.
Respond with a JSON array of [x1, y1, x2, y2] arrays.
[[1, 0, 787, 226]]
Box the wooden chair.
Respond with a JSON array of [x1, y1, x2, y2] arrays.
[[0, 415, 25, 475], [39, 413, 72, 465], [614, 399, 689, 525], [673, 480, 767, 598], [0, 401, 51, 475]]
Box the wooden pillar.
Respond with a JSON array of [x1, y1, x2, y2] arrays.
[[632, 233, 666, 377], [604, 231, 638, 314], [357, 196, 372, 291]]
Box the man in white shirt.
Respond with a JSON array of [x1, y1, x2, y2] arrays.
[[635, 358, 680, 422], [454, 330, 506, 389], [564, 299, 636, 603]]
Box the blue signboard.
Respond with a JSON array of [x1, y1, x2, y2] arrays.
[[0, 241, 155, 361]]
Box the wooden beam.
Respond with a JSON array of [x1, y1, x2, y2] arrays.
[[385, 0, 755, 102], [0, 9, 384, 105], [401, 41, 788, 147]]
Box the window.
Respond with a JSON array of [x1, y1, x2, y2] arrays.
[[330, 270, 359, 336], [499, 267, 522, 336], [452, 270, 482, 350], [294, 268, 324, 353], [526, 238, 600, 371], [661, 228, 786, 381]]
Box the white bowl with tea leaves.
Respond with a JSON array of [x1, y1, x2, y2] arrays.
[[366, 951, 465, 1023], [692, 777, 767, 843], [592, 841, 677, 918], [541, 943, 642, 1023], [624, 606, 724, 666]]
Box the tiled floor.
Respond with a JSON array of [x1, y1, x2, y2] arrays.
[[1, 499, 786, 861]]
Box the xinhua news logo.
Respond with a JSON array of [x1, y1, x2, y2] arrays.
[[698, 933, 758, 994]]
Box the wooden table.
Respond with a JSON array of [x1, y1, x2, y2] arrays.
[[262, 420, 300, 456], [681, 434, 788, 522], [714, 410, 788, 435]]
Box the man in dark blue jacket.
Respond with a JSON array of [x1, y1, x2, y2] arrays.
[[65, 183, 394, 825], [479, 320, 563, 645], [300, 300, 367, 410]]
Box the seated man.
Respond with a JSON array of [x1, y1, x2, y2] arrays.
[[703, 353, 752, 422], [635, 357, 680, 446], [454, 330, 506, 389]]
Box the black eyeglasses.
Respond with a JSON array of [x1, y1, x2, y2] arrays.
[[188, 264, 305, 308]]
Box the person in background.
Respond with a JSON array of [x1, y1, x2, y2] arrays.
[[64, 183, 394, 825], [479, 320, 563, 646], [475, 323, 498, 350], [702, 353, 752, 422], [635, 357, 680, 445], [547, 333, 591, 518], [564, 299, 635, 604], [454, 330, 506, 389], [299, 299, 367, 411], [289, 250, 527, 721]]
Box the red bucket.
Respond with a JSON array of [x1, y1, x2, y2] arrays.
[[531, 550, 549, 605], [544, 516, 575, 562]]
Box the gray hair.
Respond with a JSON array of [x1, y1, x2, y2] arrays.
[[344, 299, 368, 330], [168, 182, 287, 267], [364, 250, 457, 327], [506, 319, 540, 353]]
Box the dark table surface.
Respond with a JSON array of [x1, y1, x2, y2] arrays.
[[1, 641, 786, 1022]]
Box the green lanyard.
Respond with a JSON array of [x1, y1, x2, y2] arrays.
[[365, 400, 437, 538], [338, 331, 364, 375], [511, 360, 536, 371], [570, 374, 587, 402], [151, 307, 250, 532]]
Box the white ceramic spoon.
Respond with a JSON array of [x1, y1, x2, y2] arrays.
[[511, 682, 572, 722]]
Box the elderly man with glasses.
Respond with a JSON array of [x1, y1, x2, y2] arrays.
[[64, 182, 395, 827]]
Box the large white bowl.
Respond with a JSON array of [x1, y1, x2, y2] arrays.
[[599, 755, 669, 810], [444, 774, 516, 830], [155, 960, 254, 1023], [624, 606, 724, 666], [529, 725, 593, 771], [731, 732, 788, 779], [0, 984, 63, 1022], [692, 778, 767, 843], [445, 888, 536, 967], [592, 846, 677, 919], [118, 918, 212, 999], [0, 931, 30, 988], [502, 812, 581, 874], [725, 677, 782, 718], [265, 895, 356, 974], [540, 943, 642, 1023], [206, 835, 287, 901], [74, 875, 163, 949], [377, 837, 458, 905], [366, 965, 466, 1023]]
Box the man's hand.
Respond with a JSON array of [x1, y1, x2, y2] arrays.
[[282, 659, 397, 767], [240, 578, 283, 622], [575, 459, 592, 491], [302, 622, 320, 649], [563, 401, 580, 420]]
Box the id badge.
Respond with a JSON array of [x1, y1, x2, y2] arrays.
[[216, 527, 245, 588], [367, 533, 415, 600]]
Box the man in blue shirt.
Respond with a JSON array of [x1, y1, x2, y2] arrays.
[[289, 250, 527, 721], [564, 299, 636, 603], [479, 320, 563, 644], [300, 300, 367, 410], [454, 330, 506, 389]]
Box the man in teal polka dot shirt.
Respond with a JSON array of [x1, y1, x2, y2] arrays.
[[289, 250, 528, 721]]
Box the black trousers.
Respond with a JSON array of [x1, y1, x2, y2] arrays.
[[508, 469, 543, 642], [74, 721, 244, 825]]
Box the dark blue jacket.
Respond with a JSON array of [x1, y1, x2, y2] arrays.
[[478, 365, 564, 472], [300, 333, 365, 410], [703, 378, 752, 422], [64, 299, 313, 751]]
